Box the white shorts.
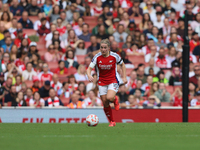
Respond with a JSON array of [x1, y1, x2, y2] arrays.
[[98, 83, 119, 96]]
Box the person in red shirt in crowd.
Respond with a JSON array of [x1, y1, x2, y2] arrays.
[[56, 17, 66, 36], [50, 74, 62, 92], [142, 75, 153, 96], [142, 38, 158, 55], [31, 76, 40, 94], [15, 51, 27, 67], [54, 60, 68, 75], [155, 48, 171, 69], [16, 91, 27, 107], [169, 11, 177, 26], [14, 29, 31, 48], [189, 31, 199, 53], [24, 88, 33, 106], [38, 63, 53, 82], [37, 17, 51, 36], [189, 65, 200, 86], [170, 87, 182, 107], [126, 70, 137, 92], [29, 91, 45, 108], [191, 90, 200, 107]]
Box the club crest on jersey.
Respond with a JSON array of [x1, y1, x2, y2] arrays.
[[109, 60, 113, 63], [99, 61, 102, 63]]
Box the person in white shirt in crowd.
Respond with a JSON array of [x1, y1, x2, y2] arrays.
[[50, 74, 62, 92], [29, 91, 45, 108], [45, 88, 64, 107], [191, 12, 200, 32], [191, 90, 200, 107], [154, 12, 164, 29], [143, 1, 156, 22], [162, 18, 171, 38], [34, 12, 50, 31], [57, 82, 71, 98], [145, 58, 161, 75], [74, 64, 88, 81], [113, 24, 128, 43], [192, 0, 200, 15], [22, 62, 37, 81], [45, 24, 59, 41], [8, 18, 18, 36], [166, 46, 176, 64], [52, 11, 68, 27], [86, 74, 97, 93], [145, 45, 159, 63], [171, 0, 184, 12], [84, 90, 102, 108]]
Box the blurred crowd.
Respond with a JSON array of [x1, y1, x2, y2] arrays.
[[1, 0, 200, 108]]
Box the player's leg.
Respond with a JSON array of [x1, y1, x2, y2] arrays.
[[107, 83, 120, 110], [99, 85, 115, 124]]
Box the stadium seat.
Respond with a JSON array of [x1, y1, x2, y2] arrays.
[[85, 42, 91, 49], [127, 55, 145, 65], [166, 86, 174, 95], [60, 97, 70, 106], [67, 67, 77, 75], [29, 16, 39, 24], [161, 102, 173, 106], [23, 29, 36, 36], [126, 68, 134, 76], [47, 62, 59, 72], [118, 42, 124, 48], [38, 51, 46, 60], [24, 80, 33, 88], [76, 55, 86, 64], [82, 16, 98, 21]]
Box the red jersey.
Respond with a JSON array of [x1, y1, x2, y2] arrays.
[[15, 58, 24, 67], [155, 57, 171, 68], [38, 71, 53, 82], [173, 96, 182, 106], [189, 39, 199, 53], [91, 52, 123, 86]]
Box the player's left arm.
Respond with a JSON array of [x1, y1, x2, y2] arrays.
[[120, 62, 127, 84]]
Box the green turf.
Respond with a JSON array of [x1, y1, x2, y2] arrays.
[[0, 123, 200, 150]]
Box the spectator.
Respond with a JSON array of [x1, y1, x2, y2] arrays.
[[92, 17, 104, 35], [45, 88, 63, 107], [171, 0, 184, 12], [139, 13, 150, 31], [122, 35, 133, 49], [16, 91, 26, 107], [189, 65, 200, 86], [38, 63, 53, 82], [66, 4, 76, 23], [128, 0, 143, 17], [142, 75, 153, 96], [10, 0, 24, 16], [104, 12, 113, 29], [68, 74, 78, 92], [19, 0, 29, 9], [120, 94, 140, 108], [15, 75, 22, 92], [67, 93, 85, 108], [155, 34, 167, 48], [120, 51, 134, 68], [144, 58, 160, 75], [22, 62, 37, 81], [143, 21, 153, 35], [39, 80, 51, 98], [37, 17, 51, 36], [191, 90, 200, 107], [45, 24, 57, 41], [9, 18, 18, 36], [5, 63, 22, 84], [73, 0, 86, 15], [143, 1, 156, 22], [110, 41, 121, 54], [18, 38, 29, 52], [189, 32, 199, 53], [54, 60, 68, 75], [41, 0, 52, 16], [64, 50, 79, 69], [149, 82, 159, 96], [86, 74, 97, 93], [154, 83, 171, 102], [117, 84, 128, 103], [138, 34, 147, 49], [169, 67, 182, 86], [83, 5, 91, 16], [191, 12, 200, 31], [137, 67, 147, 84], [52, 11, 68, 27], [78, 24, 91, 42], [2, 37, 13, 52], [26, 0, 43, 16], [142, 38, 157, 55], [74, 40, 87, 55], [163, 0, 175, 18], [154, 12, 164, 29], [177, 18, 185, 39], [170, 87, 182, 106], [14, 29, 31, 48], [44, 44, 60, 62], [27, 42, 38, 58], [84, 90, 102, 107], [31, 76, 40, 94], [57, 82, 70, 98], [74, 65, 87, 81], [0, 12, 12, 30], [3, 76, 12, 95], [87, 35, 100, 54], [126, 70, 137, 91], [145, 45, 159, 62], [155, 48, 171, 69], [153, 70, 169, 84], [0, 3, 13, 20], [96, 24, 109, 40], [129, 80, 145, 95], [4, 85, 17, 106], [143, 95, 161, 108], [91, 0, 103, 16], [24, 88, 33, 105], [0, 30, 11, 46], [18, 11, 33, 29], [51, 74, 62, 92], [10, 44, 18, 61], [29, 91, 45, 107], [113, 24, 128, 43], [56, 17, 67, 36], [46, 31, 65, 49]]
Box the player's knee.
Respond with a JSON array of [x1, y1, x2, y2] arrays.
[[106, 96, 114, 102]]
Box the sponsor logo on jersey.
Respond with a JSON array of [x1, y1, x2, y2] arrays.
[[99, 64, 112, 70]]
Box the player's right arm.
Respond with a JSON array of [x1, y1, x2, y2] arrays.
[[86, 54, 98, 82]]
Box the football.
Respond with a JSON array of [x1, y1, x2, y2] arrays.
[[86, 114, 99, 127]]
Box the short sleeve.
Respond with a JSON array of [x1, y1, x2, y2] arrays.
[[115, 53, 123, 65], [90, 53, 101, 68]]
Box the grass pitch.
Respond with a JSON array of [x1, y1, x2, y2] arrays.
[[0, 123, 200, 150]]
